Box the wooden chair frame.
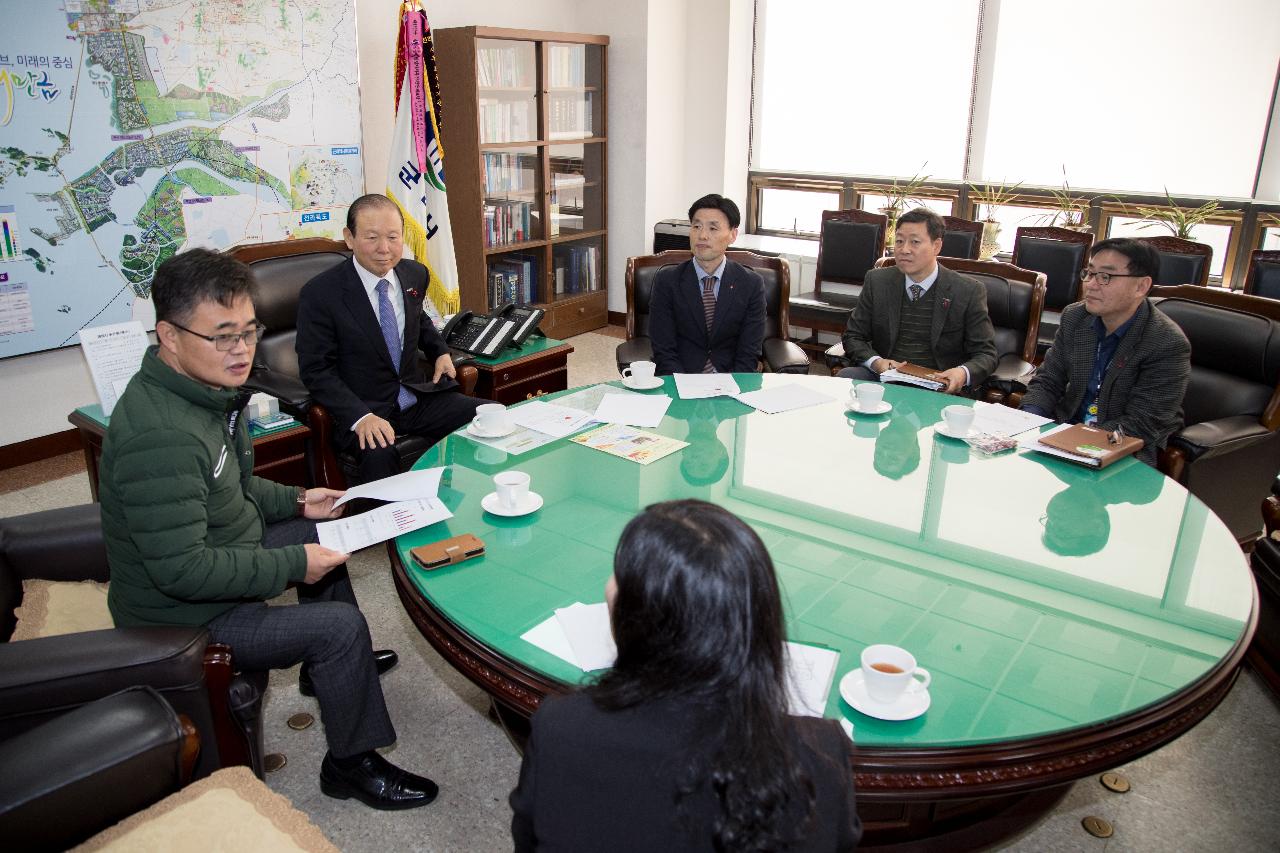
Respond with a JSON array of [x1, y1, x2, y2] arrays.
[[1135, 235, 1213, 286], [941, 216, 985, 260], [1011, 226, 1095, 309], [814, 208, 888, 298]]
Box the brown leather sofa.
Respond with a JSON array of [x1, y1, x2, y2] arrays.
[[0, 686, 198, 851], [0, 505, 267, 779]]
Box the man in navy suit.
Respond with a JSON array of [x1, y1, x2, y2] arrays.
[[296, 194, 481, 483], [647, 194, 765, 375]]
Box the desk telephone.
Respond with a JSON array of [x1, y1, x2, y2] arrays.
[[441, 303, 545, 357]]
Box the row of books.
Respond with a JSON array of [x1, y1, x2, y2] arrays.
[[484, 198, 536, 247], [248, 410, 298, 436], [476, 46, 533, 88], [479, 100, 533, 144], [553, 245, 601, 295], [547, 44, 589, 87], [547, 93, 593, 139], [489, 255, 538, 306], [482, 151, 539, 193]]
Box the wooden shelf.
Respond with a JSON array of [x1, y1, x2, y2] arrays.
[[439, 26, 609, 336]]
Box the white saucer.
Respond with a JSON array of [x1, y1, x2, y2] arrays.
[[845, 400, 892, 416], [467, 421, 517, 439], [932, 420, 975, 440], [621, 376, 664, 390], [481, 490, 544, 517], [839, 669, 931, 721]]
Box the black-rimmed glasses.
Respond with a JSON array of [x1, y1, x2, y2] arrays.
[[1080, 269, 1143, 286], [170, 321, 266, 351]]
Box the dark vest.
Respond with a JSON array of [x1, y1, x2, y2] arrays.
[[889, 284, 938, 368]]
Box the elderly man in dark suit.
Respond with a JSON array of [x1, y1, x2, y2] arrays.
[[296, 194, 482, 483], [647, 194, 765, 375], [839, 207, 998, 393], [1020, 238, 1191, 465]]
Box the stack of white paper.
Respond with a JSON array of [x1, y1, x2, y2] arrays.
[[521, 602, 617, 671], [332, 467, 444, 508], [784, 642, 839, 717], [971, 401, 1052, 437], [879, 368, 944, 391], [735, 384, 834, 415], [674, 373, 741, 399], [510, 400, 597, 438], [316, 498, 453, 552], [593, 393, 672, 428]]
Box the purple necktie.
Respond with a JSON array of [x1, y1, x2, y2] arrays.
[[701, 276, 717, 373], [376, 279, 416, 411]]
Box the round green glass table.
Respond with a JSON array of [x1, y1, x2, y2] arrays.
[[390, 374, 1256, 843]]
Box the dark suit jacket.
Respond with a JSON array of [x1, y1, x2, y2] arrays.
[[648, 259, 766, 375], [1020, 299, 1191, 465], [841, 264, 998, 385], [295, 258, 456, 431], [510, 692, 860, 852]]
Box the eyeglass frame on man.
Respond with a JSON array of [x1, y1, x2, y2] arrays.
[[168, 320, 266, 351], [1079, 268, 1145, 287]]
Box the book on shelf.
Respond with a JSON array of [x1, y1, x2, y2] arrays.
[[547, 44, 586, 87], [479, 100, 532, 143], [476, 45, 532, 88], [489, 254, 537, 306], [483, 198, 533, 247], [482, 151, 538, 193], [547, 93, 592, 139], [552, 245, 601, 295]]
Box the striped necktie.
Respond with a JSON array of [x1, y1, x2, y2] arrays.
[[376, 279, 416, 411], [701, 276, 717, 373], [909, 283, 924, 301]]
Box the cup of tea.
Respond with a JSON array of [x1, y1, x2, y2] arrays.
[[850, 382, 885, 411], [942, 404, 975, 436], [860, 644, 931, 704], [623, 360, 657, 383], [494, 470, 531, 510], [473, 403, 513, 434]]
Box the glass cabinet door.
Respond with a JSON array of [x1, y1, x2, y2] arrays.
[[548, 143, 603, 237], [476, 39, 538, 144], [481, 147, 542, 247], [545, 42, 603, 141]]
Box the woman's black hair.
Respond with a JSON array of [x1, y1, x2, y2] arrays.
[[589, 499, 815, 850]]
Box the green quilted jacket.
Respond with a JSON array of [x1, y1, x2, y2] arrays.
[[102, 347, 307, 628]]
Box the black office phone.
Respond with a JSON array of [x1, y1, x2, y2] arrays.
[[442, 304, 544, 356]]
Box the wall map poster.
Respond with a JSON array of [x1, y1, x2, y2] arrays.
[[0, 0, 363, 358]]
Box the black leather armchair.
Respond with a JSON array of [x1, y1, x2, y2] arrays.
[[1136, 235, 1213, 286], [0, 505, 267, 780], [1011, 226, 1094, 351], [1250, 533, 1280, 700], [231, 239, 478, 489], [1150, 286, 1280, 541], [1243, 250, 1280, 301], [814, 208, 888, 301], [616, 249, 809, 375], [0, 686, 199, 851], [941, 215, 984, 260]]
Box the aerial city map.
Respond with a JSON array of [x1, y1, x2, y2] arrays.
[[0, 0, 363, 357]]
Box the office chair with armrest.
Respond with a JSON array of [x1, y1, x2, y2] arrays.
[[1243, 250, 1280, 301], [1252, 505, 1280, 700], [231, 239, 478, 490], [813, 208, 888, 301], [0, 686, 199, 852], [1011, 226, 1094, 352], [1150, 286, 1280, 542], [941, 216, 984, 261], [616, 250, 808, 375], [1136, 235, 1212, 286], [0, 504, 267, 780], [825, 257, 1045, 398]]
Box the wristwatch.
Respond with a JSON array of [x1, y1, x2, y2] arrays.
[[295, 486, 308, 517]]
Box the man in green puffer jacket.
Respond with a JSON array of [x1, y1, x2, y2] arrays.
[[100, 248, 439, 811]]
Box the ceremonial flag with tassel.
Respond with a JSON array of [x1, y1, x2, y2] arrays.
[[388, 1, 457, 321]]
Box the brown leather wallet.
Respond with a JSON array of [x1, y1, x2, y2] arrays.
[[410, 534, 485, 570]]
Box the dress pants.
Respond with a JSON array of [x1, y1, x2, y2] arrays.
[[342, 390, 484, 483], [205, 517, 396, 758], [838, 365, 879, 382]]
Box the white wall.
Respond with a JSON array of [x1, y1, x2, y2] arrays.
[[1, 0, 752, 447]]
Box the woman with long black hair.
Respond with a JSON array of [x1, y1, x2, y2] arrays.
[[510, 499, 860, 851]]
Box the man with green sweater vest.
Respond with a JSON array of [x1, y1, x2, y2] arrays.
[[100, 248, 439, 811], [839, 207, 998, 394]]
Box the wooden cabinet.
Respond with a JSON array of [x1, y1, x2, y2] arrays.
[[436, 27, 609, 340]]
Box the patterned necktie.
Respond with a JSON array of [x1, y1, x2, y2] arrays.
[[701, 276, 717, 373], [376, 279, 416, 411], [909, 283, 924, 302]]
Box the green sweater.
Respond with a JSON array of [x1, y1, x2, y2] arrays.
[[102, 347, 307, 628]]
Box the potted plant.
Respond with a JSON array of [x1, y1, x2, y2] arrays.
[[968, 179, 1021, 260], [1047, 174, 1093, 231], [1134, 188, 1223, 241], [876, 164, 932, 249]]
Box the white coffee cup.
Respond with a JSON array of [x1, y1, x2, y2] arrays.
[[860, 644, 931, 704], [942, 404, 975, 436], [473, 403, 512, 434], [623, 360, 657, 383], [850, 382, 885, 411], [494, 470, 531, 510]]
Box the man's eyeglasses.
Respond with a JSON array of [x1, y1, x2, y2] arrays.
[[1080, 269, 1143, 286], [170, 321, 266, 351]]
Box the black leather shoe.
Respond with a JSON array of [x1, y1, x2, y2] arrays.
[[320, 751, 439, 810], [300, 649, 398, 697]]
